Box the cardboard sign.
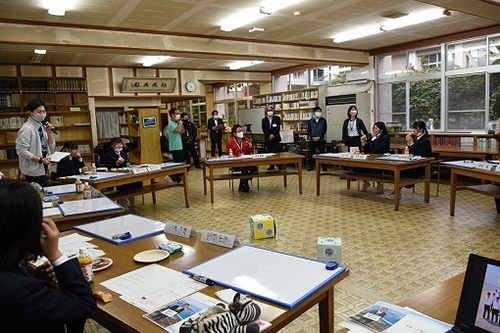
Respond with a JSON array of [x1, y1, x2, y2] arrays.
[[201, 230, 239, 248], [164, 221, 195, 238]]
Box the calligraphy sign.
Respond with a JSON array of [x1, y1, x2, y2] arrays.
[[121, 77, 177, 93]]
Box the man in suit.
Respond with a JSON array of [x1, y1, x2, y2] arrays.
[[207, 110, 224, 157], [181, 112, 201, 169], [261, 106, 282, 170], [56, 141, 89, 177]]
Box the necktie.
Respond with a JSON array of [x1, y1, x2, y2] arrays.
[[38, 127, 48, 170]]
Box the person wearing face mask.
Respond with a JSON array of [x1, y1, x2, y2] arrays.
[[208, 110, 224, 157], [261, 106, 282, 170], [386, 121, 432, 200], [56, 141, 90, 177], [342, 105, 369, 150], [16, 99, 56, 187], [180, 112, 201, 170], [226, 124, 257, 192], [307, 106, 328, 171], [165, 108, 185, 183], [360, 122, 390, 193]]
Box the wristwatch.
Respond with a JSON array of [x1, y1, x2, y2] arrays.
[[38, 157, 43, 164]]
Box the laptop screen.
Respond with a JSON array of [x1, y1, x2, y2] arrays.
[[454, 254, 500, 332]]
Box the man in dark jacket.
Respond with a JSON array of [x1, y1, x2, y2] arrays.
[[307, 106, 328, 171], [261, 106, 282, 170], [207, 110, 224, 157], [56, 141, 89, 176], [181, 113, 201, 169]]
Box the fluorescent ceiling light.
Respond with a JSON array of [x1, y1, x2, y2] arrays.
[[333, 25, 382, 43], [34, 49, 47, 55], [220, 0, 301, 32], [142, 56, 170, 67], [229, 61, 264, 70], [249, 27, 265, 33], [381, 9, 446, 31], [48, 7, 66, 16], [45, 0, 75, 16]]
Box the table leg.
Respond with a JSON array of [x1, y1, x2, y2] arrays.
[[210, 166, 215, 203], [347, 178, 351, 190], [183, 168, 189, 208], [318, 288, 334, 333], [203, 163, 207, 195], [151, 179, 157, 204], [316, 160, 321, 195], [283, 168, 287, 188], [424, 163, 430, 203], [495, 198, 500, 214], [394, 169, 400, 211], [450, 168, 456, 216], [298, 160, 303, 194]]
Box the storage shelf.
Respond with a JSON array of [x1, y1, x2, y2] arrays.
[[0, 159, 18, 164]]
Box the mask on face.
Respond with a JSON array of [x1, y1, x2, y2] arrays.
[[350, 111, 357, 117], [115, 148, 123, 153], [213, 114, 218, 118], [267, 111, 274, 117], [314, 112, 321, 118], [236, 132, 244, 138], [182, 118, 188, 123], [32, 113, 46, 123], [175, 115, 181, 121]]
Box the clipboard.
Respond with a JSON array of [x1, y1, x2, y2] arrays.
[[66, 172, 127, 181], [57, 197, 122, 217], [74, 214, 167, 245], [43, 183, 77, 195], [184, 245, 347, 309]]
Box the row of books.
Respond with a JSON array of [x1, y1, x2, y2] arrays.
[[283, 92, 299, 101], [0, 116, 27, 129], [429, 136, 498, 148], [49, 116, 64, 126], [120, 127, 129, 136], [0, 93, 21, 107], [21, 79, 87, 92], [283, 102, 300, 110], [0, 80, 18, 92], [0, 149, 17, 160], [300, 90, 318, 100], [266, 95, 281, 103], [299, 100, 317, 108]]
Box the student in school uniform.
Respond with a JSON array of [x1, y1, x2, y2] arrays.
[[165, 108, 185, 183], [261, 105, 282, 170], [386, 121, 433, 200], [360, 121, 390, 193], [102, 137, 140, 208], [0, 179, 96, 332], [342, 105, 369, 150], [15, 99, 56, 187], [226, 124, 257, 192], [56, 141, 90, 177]]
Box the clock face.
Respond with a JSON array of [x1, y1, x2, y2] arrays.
[[185, 81, 196, 92]]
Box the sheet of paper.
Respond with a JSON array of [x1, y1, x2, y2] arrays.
[[385, 313, 452, 332], [49, 151, 70, 162], [43, 207, 61, 217]]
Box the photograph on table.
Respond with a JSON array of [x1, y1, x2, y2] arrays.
[[474, 263, 500, 332], [349, 301, 412, 332]]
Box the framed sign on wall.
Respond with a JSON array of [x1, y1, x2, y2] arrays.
[[121, 77, 177, 93]]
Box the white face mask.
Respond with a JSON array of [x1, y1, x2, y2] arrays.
[[350, 111, 357, 117], [115, 148, 123, 153], [174, 115, 181, 121], [236, 132, 244, 138], [32, 113, 46, 123], [267, 111, 274, 117], [314, 112, 321, 118]]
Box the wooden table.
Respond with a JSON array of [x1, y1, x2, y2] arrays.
[[60, 165, 189, 207], [315, 155, 433, 211], [66, 231, 348, 333], [42, 186, 125, 231], [392, 144, 498, 160], [449, 165, 500, 216], [202, 152, 304, 203]]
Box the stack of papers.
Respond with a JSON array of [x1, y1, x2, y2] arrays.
[[205, 156, 242, 162], [31, 233, 105, 267], [340, 301, 452, 333], [101, 264, 208, 313]]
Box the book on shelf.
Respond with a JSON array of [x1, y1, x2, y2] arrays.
[[283, 92, 299, 101], [55, 79, 87, 91], [21, 79, 53, 91], [73, 123, 91, 126], [50, 116, 64, 126], [266, 95, 281, 103], [8, 167, 18, 179], [300, 90, 318, 100], [69, 107, 82, 112], [0, 150, 6, 159], [0, 93, 21, 107], [299, 100, 317, 108], [0, 79, 18, 91], [55, 94, 72, 106], [283, 102, 299, 110], [0, 116, 26, 129]]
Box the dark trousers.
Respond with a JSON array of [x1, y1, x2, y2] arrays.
[[211, 135, 222, 157], [235, 166, 258, 187], [26, 175, 48, 187], [266, 140, 281, 168], [183, 141, 201, 168], [308, 140, 325, 168], [345, 136, 362, 149], [492, 309, 499, 322], [484, 304, 491, 319], [171, 150, 185, 182]]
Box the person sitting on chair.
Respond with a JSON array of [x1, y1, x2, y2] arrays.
[[56, 141, 90, 177], [360, 122, 390, 194], [226, 124, 258, 192]]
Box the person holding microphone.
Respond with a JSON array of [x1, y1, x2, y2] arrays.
[[16, 99, 56, 187], [226, 124, 257, 192]]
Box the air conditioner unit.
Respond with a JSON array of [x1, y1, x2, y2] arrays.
[[346, 66, 374, 82]]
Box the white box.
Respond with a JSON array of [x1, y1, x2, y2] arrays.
[[317, 237, 342, 263]]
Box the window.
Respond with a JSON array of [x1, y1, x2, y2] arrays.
[[490, 72, 500, 122], [408, 46, 442, 73], [447, 74, 486, 130], [310, 66, 330, 86], [378, 52, 407, 79], [214, 85, 234, 101], [290, 70, 308, 90], [409, 79, 441, 130], [377, 82, 407, 130], [447, 38, 487, 70], [489, 36, 500, 66], [273, 74, 289, 93]]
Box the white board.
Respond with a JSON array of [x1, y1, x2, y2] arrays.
[[184, 245, 346, 309], [66, 172, 126, 181], [58, 197, 122, 217], [239, 108, 265, 134], [74, 214, 166, 244], [43, 183, 77, 195]]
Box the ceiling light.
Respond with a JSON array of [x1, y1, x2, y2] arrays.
[[249, 27, 265, 33], [333, 25, 382, 43], [259, 8, 272, 15], [294, 11, 301, 16], [34, 49, 47, 55], [142, 56, 170, 67], [381, 9, 448, 31], [48, 7, 66, 16], [229, 61, 264, 70]]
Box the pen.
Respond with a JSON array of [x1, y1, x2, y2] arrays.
[[111, 232, 131, 240], [193, 274, 215, 286]]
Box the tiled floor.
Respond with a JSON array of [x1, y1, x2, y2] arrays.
[[85, 166, 500, 332]]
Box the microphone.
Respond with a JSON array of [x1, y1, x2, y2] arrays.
[[42, 120, 58, 135]]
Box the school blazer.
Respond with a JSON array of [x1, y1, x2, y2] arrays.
[[261, 115, 281, 143], [102, 150, 130, 169], [207, 117, 223, 138], [56, 156, 86, 177], [409, 134, 432, 157], [363, 134, 390, 154], [342, 118, 369, 143], [0, 258, 96, 333]]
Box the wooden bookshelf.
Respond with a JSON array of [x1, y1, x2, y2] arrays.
[[389, 132, 498, 150], [0, 73, 94, 177]]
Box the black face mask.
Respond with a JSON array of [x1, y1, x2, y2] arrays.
[[182, 119, 188, 123]]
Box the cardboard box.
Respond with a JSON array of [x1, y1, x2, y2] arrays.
[[317, 237, 342, 263], [249, 213, 276, 239]]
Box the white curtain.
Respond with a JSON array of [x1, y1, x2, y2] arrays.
[[96, 111, 119, 139]]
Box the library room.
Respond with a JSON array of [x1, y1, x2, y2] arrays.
[[0, 0, 500, 332]]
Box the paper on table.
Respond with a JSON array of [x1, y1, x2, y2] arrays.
[[43, 207, 61, 217], [385, 313, 452, 332], [49, 151, 70, 163]]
